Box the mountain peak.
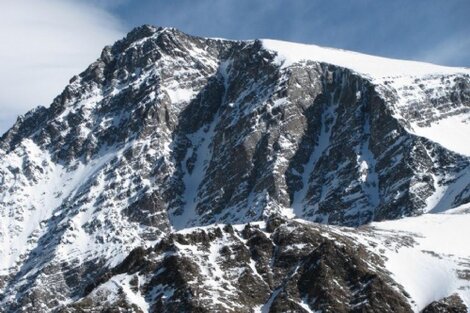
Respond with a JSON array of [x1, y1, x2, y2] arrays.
[[122, 24, 161, 44], [0, 25, 469, 312]]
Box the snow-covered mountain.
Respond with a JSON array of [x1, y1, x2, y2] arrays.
[[0, 25, 469, 312]]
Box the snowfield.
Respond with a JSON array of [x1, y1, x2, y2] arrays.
[[263, 39, 470, 158], [0, 25, 469, 312], [262, 39, 470, 79], [368, 213, 470, 311]]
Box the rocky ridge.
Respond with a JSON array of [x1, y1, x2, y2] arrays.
[[0, 25, 469, 312]]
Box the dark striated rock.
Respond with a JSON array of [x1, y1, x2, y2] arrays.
[[422, 294, 467, 313], [68, 220, 414, 313], [0, 24, 469, 312]]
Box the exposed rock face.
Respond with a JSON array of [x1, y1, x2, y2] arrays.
[[58, 218, 413, 313], [422, 294, 467, 313], [0, 25, 469, 312]]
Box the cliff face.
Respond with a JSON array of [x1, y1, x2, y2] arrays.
[[0, 25, 469, 312], [63, 217, 414, 313]]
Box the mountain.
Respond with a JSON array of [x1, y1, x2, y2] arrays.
[[0, 25, 469, 312]]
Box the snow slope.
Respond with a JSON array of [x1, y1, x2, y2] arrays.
[[363, 214, 470, 311], [73, 214, 470, 312], [411, 111, 470, 156], [262, 39, 470, 157], [262, 39, 470, 79], [0, 25, 469, 312]]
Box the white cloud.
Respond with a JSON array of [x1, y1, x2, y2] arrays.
[[0, 0, 124, 135]]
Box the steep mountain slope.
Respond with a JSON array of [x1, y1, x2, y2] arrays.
[[58, 213, 470, 313], [0, 25, 469, 312]]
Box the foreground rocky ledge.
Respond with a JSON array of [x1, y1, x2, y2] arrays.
[[60, 215, 468, 313], [1, 25, 469, 312]]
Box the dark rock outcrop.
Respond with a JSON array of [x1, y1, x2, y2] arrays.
[[0, 25, 469, 312], [422, 294, 467, 313], [63, 219, 413, 313]]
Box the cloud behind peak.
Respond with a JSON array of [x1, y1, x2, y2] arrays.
[[0, 0, 124, 134]]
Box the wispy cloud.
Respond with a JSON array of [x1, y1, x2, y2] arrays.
[[111, 0, 470, 68], [0, 0, 124, 134], [1, 0, 468, 135], [418, 32, 470, 67]]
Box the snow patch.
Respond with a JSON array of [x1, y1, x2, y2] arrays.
[[171, 114, 220, 230], [290, 92, 339, 217], [165, 87, 196, 104], [413, 115, 470, 156], [369, 214, 470, 311], [262, 39, 470, 78]]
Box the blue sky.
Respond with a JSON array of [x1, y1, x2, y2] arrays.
[[105, 0, 470, 67], [0, 0, 468, 134]]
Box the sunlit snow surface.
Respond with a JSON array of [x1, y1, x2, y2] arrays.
[[262, 39, 469, 78], [412, 114, 470, 156], [355, 213, 470, 311], [88, 214, 470, 312], [270, 212, 470, 312], [262, 39, 470, 157], [0, 29, 469, 311]]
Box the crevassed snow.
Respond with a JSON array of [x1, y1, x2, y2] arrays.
[[262, 39, 470, 78]]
